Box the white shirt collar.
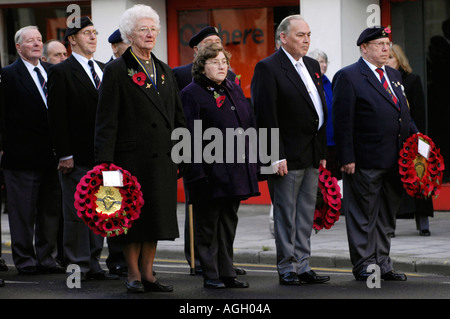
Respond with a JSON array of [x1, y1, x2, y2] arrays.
[[21, 58, 45, 75], [281, 46, 305, 68]]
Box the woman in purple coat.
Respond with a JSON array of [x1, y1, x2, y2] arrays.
[[181, 43, 259, 289]]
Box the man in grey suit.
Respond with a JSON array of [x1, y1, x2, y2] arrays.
[[251, 15, 330, 285], [1, 26, 63, 275], [48, 17, 117, 281]]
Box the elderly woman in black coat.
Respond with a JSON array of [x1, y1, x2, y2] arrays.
[[94, 4, 186, 293], [181, 43, 260, 289]]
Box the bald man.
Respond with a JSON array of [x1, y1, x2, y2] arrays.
[[42, 40, 68, 64]]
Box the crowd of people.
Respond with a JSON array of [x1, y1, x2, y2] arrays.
[[0, 4, 432, 290]]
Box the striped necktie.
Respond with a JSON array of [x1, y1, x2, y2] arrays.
[[88, 60, 101, 89], [34, 67, 48, 98], [375, 68, 398, 107]]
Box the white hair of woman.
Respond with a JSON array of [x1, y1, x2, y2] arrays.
[[308, 49, 328, 62], [119, 4, 160, 44]]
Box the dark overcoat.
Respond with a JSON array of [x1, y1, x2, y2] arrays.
[[94, 47, 186, 242], [1, 58, 56, 170], [332, 58, 418, 170], [47, 55, 105, 167], [250, 49, 328, 170], [181, 75, 259, 203]]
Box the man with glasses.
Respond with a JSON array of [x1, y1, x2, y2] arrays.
[[332, 26, 418, 282], [48, 17, 117, 281]]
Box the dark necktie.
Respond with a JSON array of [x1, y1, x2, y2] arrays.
[[34, 67, 48, 98], [375, 68, 398, 107], [88, 60, 101, 89]]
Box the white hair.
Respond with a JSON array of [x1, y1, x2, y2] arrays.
[[119, 4, 160, 44], [308, 49, 328, 62], [14, 26, 39, 44], [275, 15, 304, 40]]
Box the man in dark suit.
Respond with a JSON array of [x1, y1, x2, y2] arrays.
[[1, 26, 63, 275], [333, 26, 418, 281], [251, 15, 330, 285], [173, 26, 244, 276], [47, 17, 117, 281]]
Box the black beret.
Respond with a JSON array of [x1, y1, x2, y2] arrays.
[[108, 29, 123, 44], [64, 16, 94, 41], [188, 26, 219, 48], [357, 26, 391, 46]]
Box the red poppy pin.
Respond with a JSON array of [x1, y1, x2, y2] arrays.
[[235, 74, 242, 85], [128, 69, 147, 87], [213, 91, 225, 108]]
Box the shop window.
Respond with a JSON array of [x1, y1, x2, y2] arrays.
[[177, 6, 299, 97], [1, 2, 90, 65]]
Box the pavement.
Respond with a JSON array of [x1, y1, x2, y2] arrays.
[[2, 203, 450, 277]]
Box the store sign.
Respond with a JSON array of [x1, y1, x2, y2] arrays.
[[179, 8, 274, 97]]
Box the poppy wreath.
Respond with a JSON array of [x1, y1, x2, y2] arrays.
[[313, 166, 341, 233], [399, 133, 445, 198], [74, 163, 144, 237]]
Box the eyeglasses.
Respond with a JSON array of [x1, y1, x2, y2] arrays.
[[78, 30, 99, 37], [136, 26, 160, 35], [205, 60, 228, 68], [368, 41, 392, 49]]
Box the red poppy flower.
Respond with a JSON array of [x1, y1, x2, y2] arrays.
[[216, 95, 226, 108], [132, 72, 146, 86]]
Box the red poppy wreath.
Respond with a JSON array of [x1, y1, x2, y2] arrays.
[[399, 133, 445, 198], [74, 163, 144, 237], [313, 166, 341, 233]]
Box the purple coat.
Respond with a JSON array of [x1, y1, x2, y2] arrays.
[[181, 75, 260, 203]]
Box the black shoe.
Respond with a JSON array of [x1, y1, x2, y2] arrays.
[[39, 265, 66, 274], [279, 272, 300, 285], [109, 266, 128, 277], [126, 280, 144, 293], [0, 258, 8, 271], [0, 279, 4, 287], [142, 279, 173, 292], [354, 271, 372, 281], [221, 277, 249, 288], [87, 271, 119, 280], [17, 267, 39, 275], [204, 279, 226, 289], [419, 229, 431, 236], [298, 270, 330, 284], [234, 267, 247, 275], [381, 270, 407, 281]]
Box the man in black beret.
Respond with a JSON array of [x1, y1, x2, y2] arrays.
[[172, 26, 244, 277], [48, 16, 118, 281], [107, 29, 130, 63], [332, 26, 418, 282]]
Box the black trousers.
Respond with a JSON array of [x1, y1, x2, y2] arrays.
[[193, 198, 240, 280], [343, 168, 402, 277], [4, 168, 61, 271]]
